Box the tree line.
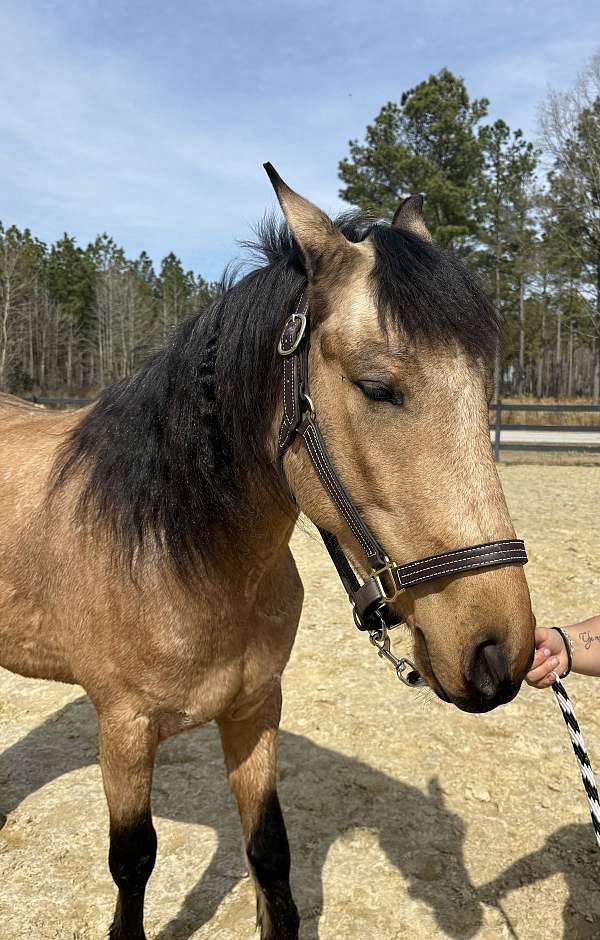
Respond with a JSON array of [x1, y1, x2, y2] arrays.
[[1, 55, 600, 399], [339, 58, 600, 400], [0, 228, 219, 395]]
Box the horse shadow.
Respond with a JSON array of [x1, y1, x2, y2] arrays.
[[478, 823, 600, 939], [0, 695, 598, 939]]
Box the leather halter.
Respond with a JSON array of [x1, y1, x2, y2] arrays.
[[277, 288, 528, 639]]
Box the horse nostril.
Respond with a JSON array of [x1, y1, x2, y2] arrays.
[[465, 640, 509, 699]]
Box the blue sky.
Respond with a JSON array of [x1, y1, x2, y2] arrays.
[[1, 0, 599, 280]]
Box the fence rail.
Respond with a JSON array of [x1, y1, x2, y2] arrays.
[[27, 395, 92, 406], [23, 396, 600, 460], [489, 401, 600, 459]]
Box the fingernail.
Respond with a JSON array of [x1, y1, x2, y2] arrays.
[[549, 672, 557, 683], [543, 648, 551, 657], [550, 657, 559, 666]]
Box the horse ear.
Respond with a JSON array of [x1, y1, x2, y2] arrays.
[[392, 194, 432, 243], [263, 162, 354, 277], [427, 776, 445, 806]]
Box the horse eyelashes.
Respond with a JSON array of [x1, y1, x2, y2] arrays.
[[355, 381, 403, 405]]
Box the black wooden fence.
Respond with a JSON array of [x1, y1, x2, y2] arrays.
[[490, 401, 600, 460], [25, 397, 600, 461]]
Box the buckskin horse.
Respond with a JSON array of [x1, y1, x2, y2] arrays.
[[0, 165, 534, 939]]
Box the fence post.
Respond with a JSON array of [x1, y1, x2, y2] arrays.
[[493, 399, 502, 462]]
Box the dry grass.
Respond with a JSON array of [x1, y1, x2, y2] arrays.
[[498, 452, 600, 466], [494, 396, 600, 427]]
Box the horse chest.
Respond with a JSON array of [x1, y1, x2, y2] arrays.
[[151, 600, 300, 736]]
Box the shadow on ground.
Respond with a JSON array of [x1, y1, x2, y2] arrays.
[[1, 695, 598, 939]]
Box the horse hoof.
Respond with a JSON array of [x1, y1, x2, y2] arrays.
[[109, 923, 146, 940]]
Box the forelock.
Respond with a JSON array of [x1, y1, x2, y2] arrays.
[[368, 225, 499, 362]]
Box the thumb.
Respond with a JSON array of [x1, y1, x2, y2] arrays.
[[534, 626, 552, 649]]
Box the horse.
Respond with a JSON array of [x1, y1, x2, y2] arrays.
[[0, 165, 534, 940]]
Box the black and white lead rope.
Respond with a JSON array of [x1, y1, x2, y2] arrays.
[[552, 677, 600, 849]]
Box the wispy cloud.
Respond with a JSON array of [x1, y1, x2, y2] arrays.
[[1, 0, 598, 278]]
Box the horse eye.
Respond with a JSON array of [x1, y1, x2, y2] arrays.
[[355, 381, 403, 406]]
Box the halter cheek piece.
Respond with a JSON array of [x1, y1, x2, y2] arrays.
[[277, 288, 528, 687]]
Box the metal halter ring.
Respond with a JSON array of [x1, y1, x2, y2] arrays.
[[300, 390, 315, 418], [370, 558, 404, 604]]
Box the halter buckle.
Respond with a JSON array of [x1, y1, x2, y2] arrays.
[[370, 558, 403, 604], [277, 312, 307, 356]]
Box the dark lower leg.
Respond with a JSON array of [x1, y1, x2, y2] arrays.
[[218, 687, 299, 940], [247, 790, 298, 939], [98, 712, 158, 940], [108, 811, 157, 939]]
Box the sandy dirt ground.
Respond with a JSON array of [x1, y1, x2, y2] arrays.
[[1, 464, 600, 940]]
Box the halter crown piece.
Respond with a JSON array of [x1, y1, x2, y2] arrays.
[[277, 287, 528, 685]]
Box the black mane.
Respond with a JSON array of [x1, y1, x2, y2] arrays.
[[52, 212, 498, 576]]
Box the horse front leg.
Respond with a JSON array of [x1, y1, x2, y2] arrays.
[[97, 709, 158, 940], [218, 684, 299, 940]]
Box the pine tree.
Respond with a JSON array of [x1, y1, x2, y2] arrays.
[[476, 120, 538, 393], [540, 57, 600, 397], [539, 174, 592, 396], [194, 274, 221, 311], [0, 225, 48, 391], [48, 235, 95, 390], [338, 68, 488, 248], [156, 253, 195, 342]]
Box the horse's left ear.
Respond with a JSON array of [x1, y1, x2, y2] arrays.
[[263, 162, 356, 278], [392, 194, 432, 243]]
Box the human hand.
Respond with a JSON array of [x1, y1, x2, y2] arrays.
[[525, 627, 569, 689]]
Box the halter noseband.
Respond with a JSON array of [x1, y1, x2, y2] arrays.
[[277, 288, 528, 685]]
